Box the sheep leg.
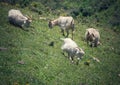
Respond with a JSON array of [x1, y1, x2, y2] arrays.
[[21, 24, 25, 28], [68, 53, 74, 63], [61, 30, 65, 36], [69, 56, 74, 63], [94, 39, 98, 47], [94, 42, 97, 47], [90, 42, 93, 47], [66, 30, 69, 37], [91, 41, 96, 47], [68, 53, 71, 59], [76, 57, 80, 65], [71, 29, 74, 40]]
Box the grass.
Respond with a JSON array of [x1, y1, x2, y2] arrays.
[[0, 3, 120, 85]]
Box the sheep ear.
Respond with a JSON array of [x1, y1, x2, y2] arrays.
[[79, 48, 82, 51], [75, 48, 80, 53], [86, 29, 91, 35], [26, 15, 32, 20], [87, 31, 90, 35], [30, 15, 32, 18], [25, 15, 29, 18]]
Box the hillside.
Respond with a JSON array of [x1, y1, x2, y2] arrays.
[[0, 1, 120, 85]]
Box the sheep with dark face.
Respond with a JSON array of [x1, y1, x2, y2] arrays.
[[8, 9, 32, 28], [61, 38, 85, 64], [85, 28, 100, 47], [48, 16, 74, 39]]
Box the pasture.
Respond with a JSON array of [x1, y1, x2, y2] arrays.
[[0, 3, 120, 85]]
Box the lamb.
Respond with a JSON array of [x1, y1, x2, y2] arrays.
[[8, 9, 32, 28], [48, 16, 75, 39], [61, 38, 85, 64], [85, 28, 100, 47]]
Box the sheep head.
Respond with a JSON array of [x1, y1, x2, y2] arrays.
[[85, 28, 100, 47], [75, 47, 85, 57], [86, 31, 95, 42], [48, 20, 53, 28], [24, 15, 32, 27], [26, 15, 32, 23]]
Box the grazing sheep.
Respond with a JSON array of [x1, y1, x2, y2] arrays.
[[85, 28, 100, 47], [8, 9, 32, 28], [49, 16, 75, 39], [61, 38, 85, 64]]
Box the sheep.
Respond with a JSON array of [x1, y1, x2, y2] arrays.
[[85, 28, 100, 47], [61, 38, 85, 64], [8, 9, 32, 28], [48, 16, 75, 39]]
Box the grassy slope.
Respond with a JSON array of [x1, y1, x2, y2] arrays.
[[0, 3, 120, 85]]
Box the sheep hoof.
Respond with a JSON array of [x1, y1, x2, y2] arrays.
[[71, 61, 74, 64]]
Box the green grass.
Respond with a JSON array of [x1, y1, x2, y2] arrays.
[[0, 3, 120, 85]]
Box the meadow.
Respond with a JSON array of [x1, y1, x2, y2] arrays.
[[0, 3, 120, 85]]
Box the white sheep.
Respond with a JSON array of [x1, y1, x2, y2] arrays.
[[85, 28, 100, 47], [8, 9, 32, 28], [61, 38, 85, 64], [49, 16, 75, 39]]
